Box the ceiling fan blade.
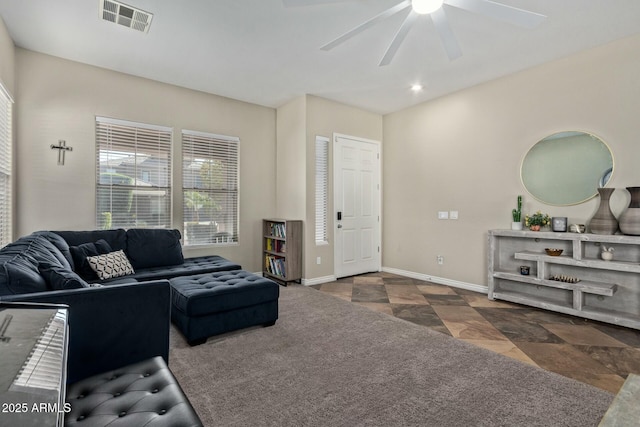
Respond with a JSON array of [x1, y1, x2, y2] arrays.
[[445, 0, 546, 28], [430, 7, 462, 61], [321, 0, 412, 51], [379, 10, 418, 66], [282, 0, 357, 7]]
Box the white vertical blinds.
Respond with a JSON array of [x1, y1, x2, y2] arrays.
[[0, 85, 12, 247], [315, 136, 329, 244], [182, 130, 239, 246], [95, 117, 172, 230]]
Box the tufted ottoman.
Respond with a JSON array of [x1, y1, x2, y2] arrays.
[[169, 270, 279, 345], [65, 356, 202, 427]]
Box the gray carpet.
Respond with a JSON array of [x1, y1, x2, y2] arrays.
[[169, 285, 614, 426]]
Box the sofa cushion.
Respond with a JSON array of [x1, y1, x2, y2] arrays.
[[70, 240, 113, 281], [126, 229, 184, 270], [38, 262, 88, 290], [65, 356, 203, 427], [0, 235, 70, 296], [2, 257, 49, 295], [33, 231, 74, 269], [87, 250, 135, 280], [130, 255, 241, 282], [54, 229, 127, 252]]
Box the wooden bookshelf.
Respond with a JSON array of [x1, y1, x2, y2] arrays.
[[263, 219, 302, 285]]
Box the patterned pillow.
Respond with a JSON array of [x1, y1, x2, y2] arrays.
[[86, 250, 135, 280]]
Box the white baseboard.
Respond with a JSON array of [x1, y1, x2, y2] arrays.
[[382, 267, 488, 294], [300, 268, 487, 294], [301, 275, 337, 287]]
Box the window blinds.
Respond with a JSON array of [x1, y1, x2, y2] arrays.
[[95, 117, 172, 229], [315, 136, 329, 244], [182, 130, 239, 246], [0, 85, 12, 247]]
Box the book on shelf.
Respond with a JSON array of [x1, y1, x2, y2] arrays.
[[264, 255, 286, 278], [268, 222, 286, 239], [265, 238, 286, 253]]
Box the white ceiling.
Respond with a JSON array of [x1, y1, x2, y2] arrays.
[[1, 0, 640, 114]]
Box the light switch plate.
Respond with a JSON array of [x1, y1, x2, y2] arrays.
[[450, 211, 459, 220], [438, 211, 449, 220]]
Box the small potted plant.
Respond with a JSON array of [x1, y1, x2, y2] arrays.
[[525, 211, 551, 231], [511, 195, 523, 230]]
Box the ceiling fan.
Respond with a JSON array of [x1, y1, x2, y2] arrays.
[[282, 0, 546, 66]]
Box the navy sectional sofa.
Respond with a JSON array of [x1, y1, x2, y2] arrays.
[[0, 228, 279, 382]]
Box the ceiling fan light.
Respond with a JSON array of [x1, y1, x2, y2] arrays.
[[412, 0, 444, 15]]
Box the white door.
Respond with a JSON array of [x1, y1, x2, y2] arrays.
[[334, 134, 381, 278]]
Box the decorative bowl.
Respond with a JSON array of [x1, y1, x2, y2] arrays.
[[545, 248, 563, 256]]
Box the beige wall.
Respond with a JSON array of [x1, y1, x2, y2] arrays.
[[15, 49, 277, 272], [305, 95, 383, 281], [276, 96, 307, 220], [12, 31, 640, 287], [0, 16, 14, 97], [383, 33, 640, 287], [275, 95, 383, 282]]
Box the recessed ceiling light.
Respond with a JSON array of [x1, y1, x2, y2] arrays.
[[100, 0, 153, 33], [411, 84, 424, 92]]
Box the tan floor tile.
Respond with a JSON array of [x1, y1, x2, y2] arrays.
[[431, 305, 486, 322], [462, 339, 539, 367], [416, 284, 457, 295], [515, 342, 616, 374], [353, 276, 384, 285], [542, 324, 628, 347], [559, 372, 625, 394], [355, 302, 394, 316], [462, 294, 515, 308], [385, 284, 429, 305], [441, 319, 510, 341]]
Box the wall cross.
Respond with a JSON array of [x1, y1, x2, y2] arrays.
[[50, 140, 73, 165]]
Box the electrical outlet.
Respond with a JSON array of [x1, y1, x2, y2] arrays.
[[316, 257, 321, 265], [437, 255, 444, 265]]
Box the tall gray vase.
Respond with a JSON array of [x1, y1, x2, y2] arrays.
[[619, 187, 640, 235], [589, 188, 618, 234]]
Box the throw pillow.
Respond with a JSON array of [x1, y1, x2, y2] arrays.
[[69, 239, 113, 281], [86, 250, 135, 281], [125, 228, 184, 269], [38, 262, 89, 290]]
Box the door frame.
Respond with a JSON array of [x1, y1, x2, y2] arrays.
[[333, 132, 382, 279]]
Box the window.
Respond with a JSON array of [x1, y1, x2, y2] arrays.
[[0, 84, 12, 247], [96, 117, 172, 229], [315, 136, 329, 244], [182, 130, 239, 246]]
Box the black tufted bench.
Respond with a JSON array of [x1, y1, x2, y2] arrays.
[[169, 270, 280, 345], [65, 356, 202, 427]]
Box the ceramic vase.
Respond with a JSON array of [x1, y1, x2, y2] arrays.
[[588, 188, 618, 235], [619, 187, 640, 235]]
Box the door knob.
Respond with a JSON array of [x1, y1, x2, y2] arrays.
[[337, 224, 343, 228]]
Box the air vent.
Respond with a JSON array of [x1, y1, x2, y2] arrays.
[[100, 0, 153, 33]]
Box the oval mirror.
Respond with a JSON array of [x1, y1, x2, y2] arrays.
[[521, 131, 614, 206]]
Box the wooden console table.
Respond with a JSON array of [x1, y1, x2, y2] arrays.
[[488, 229, 640, 329]]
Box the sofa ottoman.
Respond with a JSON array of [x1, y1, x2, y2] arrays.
[[169, 270, 279, 345], [65, 356, 202, 427]]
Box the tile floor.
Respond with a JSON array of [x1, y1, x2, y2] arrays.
[[310, 272, 640, 394]]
